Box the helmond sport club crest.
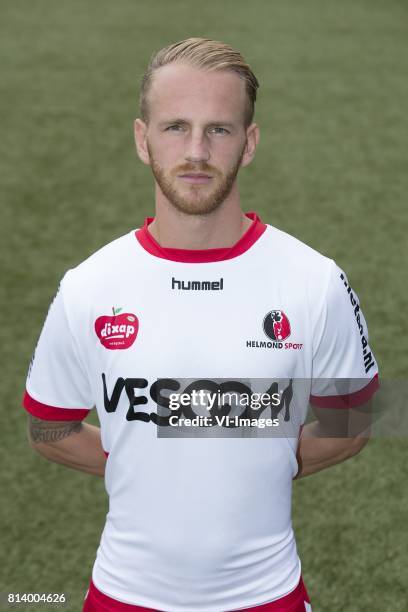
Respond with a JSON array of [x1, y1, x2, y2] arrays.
[[263, 310, 291, 341]]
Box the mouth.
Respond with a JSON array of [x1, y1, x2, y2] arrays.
[[178, 173, 213, 184]]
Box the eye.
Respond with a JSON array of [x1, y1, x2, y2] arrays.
[[209, 126, 230, 134], [165, 124, 184, 132]]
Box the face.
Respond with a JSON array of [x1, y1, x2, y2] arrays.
[[134, 63, 259, 216]]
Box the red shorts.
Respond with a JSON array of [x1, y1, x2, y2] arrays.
[[83, 576, 311, 612]]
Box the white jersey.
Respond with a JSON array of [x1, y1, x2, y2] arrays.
[[23, 212, 379, 611]]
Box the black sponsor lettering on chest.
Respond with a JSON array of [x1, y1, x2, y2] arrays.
[[101, 374, 294, 426]]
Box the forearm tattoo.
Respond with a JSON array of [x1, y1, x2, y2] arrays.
[[28, 415, 82, 443]]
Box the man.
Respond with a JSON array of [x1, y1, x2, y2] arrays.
[[23, 38, 379, 611]]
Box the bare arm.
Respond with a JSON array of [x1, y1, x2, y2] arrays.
[[27, 415, 107, 477], [294, 400, 372, 480]]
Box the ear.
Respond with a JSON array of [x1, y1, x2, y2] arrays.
[[240, 123, 260, 168], [134, 118, 150, 165]]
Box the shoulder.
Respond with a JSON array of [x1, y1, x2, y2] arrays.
[[55, 229, 141, 322], [261, 223, 335, 287], [60, 229, 137, 295], [263, 223, 330, 262]]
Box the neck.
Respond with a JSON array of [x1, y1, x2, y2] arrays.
[[147, 183, 252, 249]]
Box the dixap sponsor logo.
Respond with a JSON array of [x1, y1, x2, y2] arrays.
[[95, 307, 139, 350]]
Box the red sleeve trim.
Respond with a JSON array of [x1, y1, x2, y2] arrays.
[[22, 390, 91, 421], [309, 374, 379, 409]]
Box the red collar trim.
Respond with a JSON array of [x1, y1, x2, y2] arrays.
[[135, 212, 266, 263]]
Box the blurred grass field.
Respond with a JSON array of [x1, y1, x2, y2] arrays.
[[1, 0, 407, 610]]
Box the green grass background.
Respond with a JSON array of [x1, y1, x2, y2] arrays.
[[1, 0, 407, 610]]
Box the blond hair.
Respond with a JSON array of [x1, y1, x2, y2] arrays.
[[139, 37, 259, 127]]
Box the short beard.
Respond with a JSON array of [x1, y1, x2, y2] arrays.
[[147, 142, 246, 216]]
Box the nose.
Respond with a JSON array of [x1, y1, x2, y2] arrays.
[[184, 128, 210, 163]]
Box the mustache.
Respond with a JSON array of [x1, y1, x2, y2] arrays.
[[172, 163, 220, 175]]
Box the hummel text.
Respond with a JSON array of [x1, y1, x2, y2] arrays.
[[171, 277, 224, 291]]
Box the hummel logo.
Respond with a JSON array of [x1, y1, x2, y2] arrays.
[[171, 277, 224, 291]]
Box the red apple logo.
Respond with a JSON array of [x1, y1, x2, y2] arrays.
[[95, 307, 139, 350]]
